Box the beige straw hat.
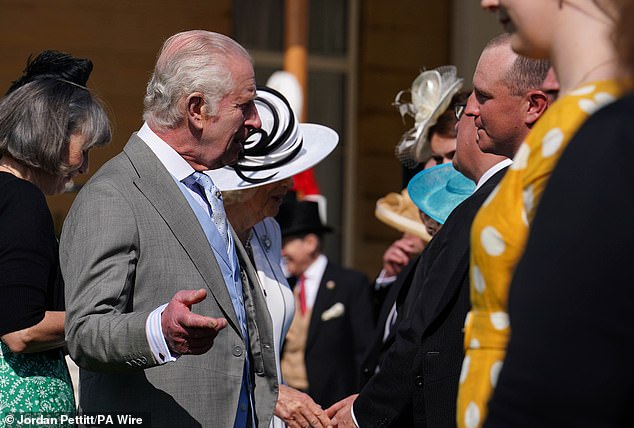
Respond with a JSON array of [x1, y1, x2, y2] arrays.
[[375, 188, 432, 243]]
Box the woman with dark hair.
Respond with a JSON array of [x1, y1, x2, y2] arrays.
[[0, 51, 111, 420]]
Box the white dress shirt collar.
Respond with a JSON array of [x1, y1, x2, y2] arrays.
[[137, 122, 195, 181], [476, 158, 513, 190], [303, 254, 328, 309]]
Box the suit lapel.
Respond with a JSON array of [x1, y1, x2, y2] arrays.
[[123, 135, 239, 329], [380, 258, 419, 345], [233, 228, 273, 374]]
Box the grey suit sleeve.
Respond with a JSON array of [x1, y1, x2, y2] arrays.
[[61, 180, 156, 373]]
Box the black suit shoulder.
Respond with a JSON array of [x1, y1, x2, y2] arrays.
[[353, 166, 508, 427], [361, 257, 420, 388], [323, 261, 369, 285]]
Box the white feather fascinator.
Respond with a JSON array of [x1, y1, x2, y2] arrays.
[[393, 65, 463, 167]]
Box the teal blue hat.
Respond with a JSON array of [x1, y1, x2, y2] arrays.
[[407, 163, 475, 224]]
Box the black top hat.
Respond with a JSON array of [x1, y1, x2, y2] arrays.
[[276, 199, 333, 238]]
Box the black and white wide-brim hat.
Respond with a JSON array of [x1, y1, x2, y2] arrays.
[[207, 86, 339, 191]]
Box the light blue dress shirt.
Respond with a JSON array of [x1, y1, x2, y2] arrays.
[[137, 123, 253, 428]]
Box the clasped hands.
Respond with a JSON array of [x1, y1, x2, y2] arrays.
[[276, 384, 332, 428], [161, 289, 227, 355], [275, 389, 357, 428], [160, 290, 357, 428], [325, 394, 358, 427]]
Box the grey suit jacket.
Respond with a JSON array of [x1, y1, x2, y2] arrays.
[[60, 134, 278, 427]]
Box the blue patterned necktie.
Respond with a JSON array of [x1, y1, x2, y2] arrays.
[[190, 171, 229, 249]]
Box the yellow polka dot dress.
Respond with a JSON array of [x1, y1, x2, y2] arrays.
[[456, 80, 626, 428]]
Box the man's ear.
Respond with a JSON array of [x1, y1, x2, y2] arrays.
[[304, 233, 320, 253], [525, 90, 549, 127], [186, 92, 206, 130]]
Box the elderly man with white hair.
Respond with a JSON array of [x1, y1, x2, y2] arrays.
[[61, 30, 278, 428]]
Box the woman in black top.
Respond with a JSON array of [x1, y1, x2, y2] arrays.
[[0, 51, 111, 420]]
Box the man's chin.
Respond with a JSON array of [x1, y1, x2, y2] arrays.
[[227, 155, 241, 166], [220, 148, 242, 167], [225, 141, 244, 164], [223, 155, 240, 167]]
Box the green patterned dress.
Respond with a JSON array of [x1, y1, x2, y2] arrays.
[[0, 343, 75, 427]]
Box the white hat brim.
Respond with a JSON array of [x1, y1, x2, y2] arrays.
[[208, 123, 339, 191]]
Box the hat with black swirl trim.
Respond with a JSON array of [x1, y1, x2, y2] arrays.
[[206, 86, 339, 191]]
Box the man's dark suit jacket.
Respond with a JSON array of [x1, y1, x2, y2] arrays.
[[361, 258, 420, 388], [288, 260, 375, 408], [353, 167, 508, 428]]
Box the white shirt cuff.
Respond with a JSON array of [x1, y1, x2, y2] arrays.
[[146, 303, 179, 364], [375, 269, 397, 289], [351, 402, 360, 428]]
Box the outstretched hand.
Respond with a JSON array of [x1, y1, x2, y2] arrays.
[[161, 289, 227, 355], [275, 384, 331, 428], [325, 394, 358, 427]]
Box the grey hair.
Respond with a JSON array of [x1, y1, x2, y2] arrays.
[[485, 33, 551, 96], [143, 30, 252, 131], [0, 79, 111, 176]]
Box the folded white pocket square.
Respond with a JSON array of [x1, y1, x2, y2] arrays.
[[321, 302, 345, 321]]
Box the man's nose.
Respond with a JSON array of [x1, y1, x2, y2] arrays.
[[464, 92, 479, 118], [480, 0, 500, 11], [245, 102, 261, 129]]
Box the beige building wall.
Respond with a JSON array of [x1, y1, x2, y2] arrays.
[[0, 0, 232, 234], [451, 0, 504, 88], [0, 0, 503, 278], [352, 1, 452, 276]]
